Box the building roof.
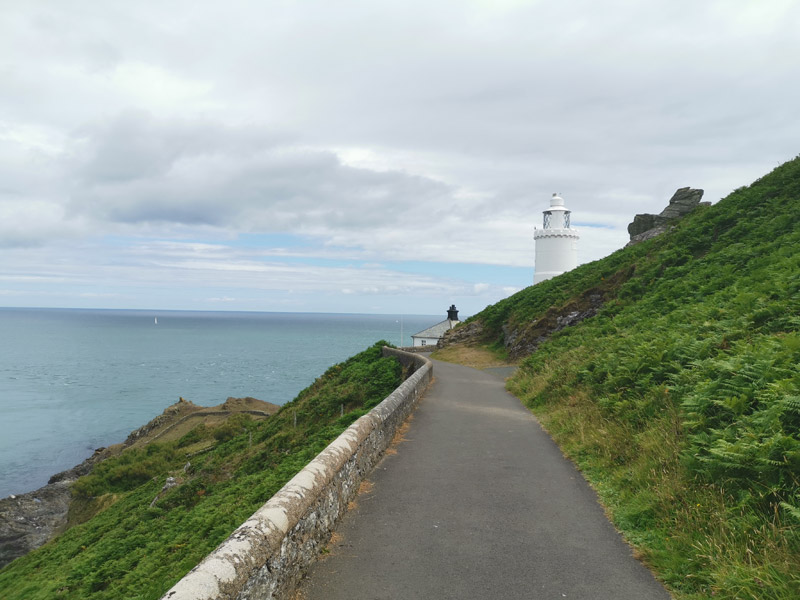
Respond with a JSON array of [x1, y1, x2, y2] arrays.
[[411, 319, 459, 339]]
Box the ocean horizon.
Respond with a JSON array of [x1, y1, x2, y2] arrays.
[[0, 307, 440, 498]]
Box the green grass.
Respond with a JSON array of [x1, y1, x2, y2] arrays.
[[477, 155, 800, 598], [0, 342, 403, 599]]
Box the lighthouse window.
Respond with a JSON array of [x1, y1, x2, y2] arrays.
[[543, 211, 552, 228], [564, 212, 571, 228]]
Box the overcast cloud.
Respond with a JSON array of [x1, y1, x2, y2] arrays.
[[1, 0, 798, 315]]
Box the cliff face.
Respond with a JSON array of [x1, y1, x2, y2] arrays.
[[0, 450, 106, 569], [439, 267, 631, 360], [627, 187, 707, 245], [0, 483, 72, 569]]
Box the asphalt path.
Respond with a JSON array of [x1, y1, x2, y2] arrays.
[[298, 359, 672, 600]]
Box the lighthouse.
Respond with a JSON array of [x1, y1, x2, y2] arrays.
[[533, 193, 579, 284]]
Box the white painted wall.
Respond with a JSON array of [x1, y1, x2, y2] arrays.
[[533, 194, 579, 284], [533, 230, 579, 284]]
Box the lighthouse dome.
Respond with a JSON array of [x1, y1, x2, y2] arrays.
[[550, 193, 565, 208]]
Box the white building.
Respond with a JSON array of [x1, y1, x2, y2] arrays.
[[411, 305, 460, 348], [533, 193, 579, 284]]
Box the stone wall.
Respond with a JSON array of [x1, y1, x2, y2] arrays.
[[161, 348, 432, 600], [395, 345, 434, 354]]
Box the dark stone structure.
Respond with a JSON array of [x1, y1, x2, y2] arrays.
[[627, 187, 708, 245], [0, 449, 106, 568]]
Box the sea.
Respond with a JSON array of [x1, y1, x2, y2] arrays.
[[0, 308, 438, 498]]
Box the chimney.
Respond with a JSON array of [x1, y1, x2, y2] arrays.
[[447, 304, 459, 321]]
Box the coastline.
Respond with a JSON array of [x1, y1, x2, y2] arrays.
[[0, 309, 439, 499], [0, 448, 106, 569], [0, 395, 280, 569]]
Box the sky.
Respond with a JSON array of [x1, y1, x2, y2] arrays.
[[2, 0, 799, 318]]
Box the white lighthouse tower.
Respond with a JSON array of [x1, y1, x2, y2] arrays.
[[533, 193, 579, 284]]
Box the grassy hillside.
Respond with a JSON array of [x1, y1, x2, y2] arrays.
[[0, 342, 403, 600], [446, 156, 800, 599]]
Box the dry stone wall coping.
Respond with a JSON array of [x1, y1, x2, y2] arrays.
[[395, 345, 434, 353], [160, 347, 431, 600]]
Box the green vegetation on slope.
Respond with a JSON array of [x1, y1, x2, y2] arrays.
[[473, 157, 800, 599], [0, 342, 403, 600]]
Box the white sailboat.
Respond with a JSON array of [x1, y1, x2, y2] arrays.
[[154, 317, 158, 325]]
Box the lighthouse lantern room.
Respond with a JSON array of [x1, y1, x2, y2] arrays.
[[533, 193, 579, 284]]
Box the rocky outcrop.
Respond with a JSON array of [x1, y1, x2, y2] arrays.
[[124, 397, 202, 446], [0, 482, 72, 569], [627, 187, 708, 245], [501, 289, 607, 359], [1, 396, 280, 568], [439, 266, 634, 360], [125, 396, 280, 449], [437, 291, 605, 360], [436, 320, 487, 348], [0, 447, 108, 568], [658, 187, 706, 220]]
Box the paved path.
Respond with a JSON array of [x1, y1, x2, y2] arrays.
[[299, 360, 671, 600]]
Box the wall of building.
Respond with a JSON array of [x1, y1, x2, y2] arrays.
[[533, 232, 579, 284], [160, 348, 432, 600]]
